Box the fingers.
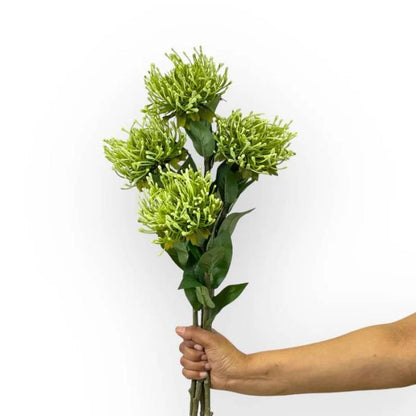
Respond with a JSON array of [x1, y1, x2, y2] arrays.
[[182, 368, 208, 380], [179, 342, 204, 361], [175, 325, 215, 348], [180, 356, 208, 372]]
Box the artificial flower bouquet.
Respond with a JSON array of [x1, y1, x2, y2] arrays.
[[104, 46, 296, 416]]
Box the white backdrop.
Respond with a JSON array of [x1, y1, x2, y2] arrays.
[[1, 0, 415, 415]]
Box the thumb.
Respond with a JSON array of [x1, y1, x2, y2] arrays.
[[175, 325, 215, 348]]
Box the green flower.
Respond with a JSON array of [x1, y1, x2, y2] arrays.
[[143, 46, 231, 124], [103, 115, 186, 189], [215, 110, 297, 177], [138, 168, 222, 248]]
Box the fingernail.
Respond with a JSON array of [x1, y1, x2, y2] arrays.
[[176, 326, 185, 334], [194, 344, 203, 351], [201, 354, 207, 360], [205, 362, 211, 370], [200, 371, 208, 378]]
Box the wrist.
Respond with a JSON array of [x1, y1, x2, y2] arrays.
[[225, 351, 287, 396]]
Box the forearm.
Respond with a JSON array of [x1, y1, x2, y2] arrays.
[[227, 318, 416, 396]]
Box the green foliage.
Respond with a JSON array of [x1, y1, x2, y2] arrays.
[[215, 162, 241, 206], [195, 286, 215, 308], [206, 283, 248, 327], [184, 287, 202, 310], [215, 109, 297, 176], [103, 115, 186, 189], [178, 268, 203, 290], [143, 46, 231, 121], [185, 119, 216, 157], [216, 209, 254, 237], [138, 168, 222, 247], [195, 243, 232, 289]]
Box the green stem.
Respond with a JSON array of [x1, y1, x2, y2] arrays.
[[203, 376, 211, 416], [189, 309, 199, 415], [200, 303, 213, 415], [191, 380, 202, 416], [199, 382, 205, 416]]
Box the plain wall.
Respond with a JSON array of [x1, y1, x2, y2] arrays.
[[1, 0, 415, 415]]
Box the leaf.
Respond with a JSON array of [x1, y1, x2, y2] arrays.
[[185, 120, 215, 157], [209, 231, 232, 288], [173, 241, 188, 266], [206, 283, 248, 327], [215, 162, 240, 206], [199, 105, 216, 123], [217, 209, 254, 237], [188, 243, 202, 262], [178, 268, 203, 289], [197, 246, 225, 272], [195, 286, 215, 308], [179, 154, 197, 172], [184, 287, 202, 310], [196, 237, 232, 289], [205, 95, 221, 113], [166, 247, 183, 270]]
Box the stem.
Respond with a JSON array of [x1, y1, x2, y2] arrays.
[[204, 377, 211, 416], [199, 382, 205, 416], [191, 380, 202, 416], [189, 309, 199, 416], [201, 305, 213, 416]]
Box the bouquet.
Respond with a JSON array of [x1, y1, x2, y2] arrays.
[[103, 46, 296, 415]]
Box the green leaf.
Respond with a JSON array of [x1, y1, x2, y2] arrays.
[[185, 120, 215, 157], [205, 95, 221, 113], [215, 162, 240, 206], [178, 268, 203, 289], [188, 243, 202, 262], [197, 246, 225, 272], [166, 247, 183, 270], [184, 287, 202, 310], [217, 209, 254, 237], [195, 286, 215, 308], [173, 241, 188, 266], [199, 105, 216, 123], [206, 283, 248, 327], [179, 154, 198, 172], [197, 236, 233, 289]]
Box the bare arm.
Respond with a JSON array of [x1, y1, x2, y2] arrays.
[[176, 313, 416, 396]]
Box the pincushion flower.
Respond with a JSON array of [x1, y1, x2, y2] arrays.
[[103, 115, 186, 189], [138, 168, 222, 248], [143, 46, 231, 125], [215, 109, 297, 177]]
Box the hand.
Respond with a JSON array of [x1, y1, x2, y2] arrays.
[[175, 325, 248, 391]]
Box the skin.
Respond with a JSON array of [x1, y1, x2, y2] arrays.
[[176, 312, 416, 396]]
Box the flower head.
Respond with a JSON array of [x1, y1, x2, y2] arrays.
[[103, 115, 186, 189], [215, 110, 296, 177], [138, 168, 222, 248], [143, 46, 231, 123]]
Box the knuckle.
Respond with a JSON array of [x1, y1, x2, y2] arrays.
[[180, 356, 186, 366]]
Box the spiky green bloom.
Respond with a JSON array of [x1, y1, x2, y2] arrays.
[[143, 46, 231, 122], [215, 109, 297, 176], [138, 168, 222, 248], [103, 115, 186, 189]]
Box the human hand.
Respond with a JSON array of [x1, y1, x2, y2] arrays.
[[175, 325, 248, 391]]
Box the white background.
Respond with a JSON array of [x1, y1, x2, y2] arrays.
[[1, 0, 415, 415]]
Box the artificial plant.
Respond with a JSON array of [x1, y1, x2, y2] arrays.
[[103, 46, 296, 416]]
